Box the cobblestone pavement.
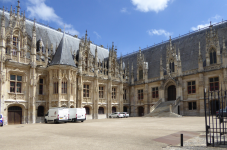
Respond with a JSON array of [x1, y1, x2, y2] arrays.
[[0, 117, 225, 150]]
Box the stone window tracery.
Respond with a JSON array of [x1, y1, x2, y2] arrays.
[[138, 89, 143, 100], [152, 87, 158, 98], [169, 60, 174, 73], [53, 82, 58, 94], [112, 88, 116, 99], [39, 79, 43, 95], [123, 89, 127, 100], [83, 84, 89, 97], [10, 75, 22, 93], [210, 48, 217, 65], [209, 77, 219, 91], [99, 86, 104, 98], [188, 81, 196, 94], [62, 81, 67, 94]]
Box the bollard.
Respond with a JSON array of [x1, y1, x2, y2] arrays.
[[181, 134, 183, 147]]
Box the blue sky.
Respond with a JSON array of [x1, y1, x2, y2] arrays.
[[1, 0, 226, 56]]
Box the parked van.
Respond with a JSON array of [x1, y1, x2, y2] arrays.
[[68, 108, 86, 122], [45, 108, 69, 124], [0, 114, 3, 127]]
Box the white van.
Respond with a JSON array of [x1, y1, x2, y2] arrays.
[[68, 108, 86, 122], [45, 108, 69, 124]]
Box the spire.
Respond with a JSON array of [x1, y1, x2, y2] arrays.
[[223, 36, 226, 49], [85, 30, 88, 43], [10, 5, 12, 16], [169, 36, 172, 50], [199, 41, 201, 56], [160, 55, 162, 65], [2, 6, 5, 16], [33, 19, 36, 32], [49, 32, 76, 67], [178, 48, 181, 60], [16, 0, 20, 18], [139, 47, 141, 56]]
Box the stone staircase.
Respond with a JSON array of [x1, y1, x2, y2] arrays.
[[144, 100, 181, 117]]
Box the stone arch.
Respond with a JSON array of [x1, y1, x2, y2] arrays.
[[98, 105, 106, 114], [37, 106, 45, 117], [84, 105, 92, 115], [164, 79, 177, 101], [137, 106, 144, 116], [7, 103, 26, 124]]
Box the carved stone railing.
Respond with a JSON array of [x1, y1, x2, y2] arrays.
[[171, 96, 181, 113], [8, 93, 24, 100], [150, 98, 162, 113], [83, 98, 92, 103], [99, 99, 106, 104]]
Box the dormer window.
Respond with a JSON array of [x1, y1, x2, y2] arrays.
[[139, 69, 143, 80], [169, 60, 174, 73], [210, 48, 217, 65]]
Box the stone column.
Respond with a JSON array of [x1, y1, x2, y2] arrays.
[[144, 83, 148, 115], [119, 83, 123, 112], [93, 77, 98, 119], [77, 75, 83, 108], [48, 70, 52, 109], [107, 79, 112, 118]]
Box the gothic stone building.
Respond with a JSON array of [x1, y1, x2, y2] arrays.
[[1, 2, 227, 124]]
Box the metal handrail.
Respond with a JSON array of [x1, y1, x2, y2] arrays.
[[150, 98, 162, 113]]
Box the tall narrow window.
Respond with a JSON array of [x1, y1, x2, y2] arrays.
[[62, 81, 67, 94], [112, 88, 116, 99], [83, 84, 89, 97], [210, 48, 217, 65], [138, 89, 143, 100], [210, 77, 219, 91], [152, 87, 159, 98], [10, 75, 22, 93], [85, 57, 88, 71], [188, 81, 196, 94], [123, 89, 127, 100], [169, 61, 174, 73], [39, 79, 43, 95], [71, 83, 73, 94], [53, 82, 58, 94], [189, 102, 197, 110], [13, 36, 18, 47], [139, 69, 143, 80], [99, 86, 104, 98]]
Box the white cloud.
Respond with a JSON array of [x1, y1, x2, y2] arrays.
[[121, 8, 128, 13], [27, 0, 79, 35], [147, 29, 171, 38], [131, 0, 171, 13], [93, 31, 101, 39], [191, 15, 222, 31]]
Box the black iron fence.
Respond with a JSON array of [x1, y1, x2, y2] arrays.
[[204, 87, 227, 147]]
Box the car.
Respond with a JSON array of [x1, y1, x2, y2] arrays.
[[0, 114, 3, 127], [122, 112, 129, 118], [109, 112, 124, 118], [216, 109, 227, 118]]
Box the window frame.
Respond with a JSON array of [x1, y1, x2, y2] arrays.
[[53, 82, 58, 94], [188, 102, 197, 110], [139, 69, 143, 80], [152, 87, 159, 98], [99, 86, 104, 98], [10, 75, 22, 93], [123, 89, 127, 100], [187, 81, 196, 94], [83, 84, 89, 97], [210, 49, 217, 65], [138, 89, 143, 100], [39, 78, 43, 95], [112, 87, 116, 99], [62, 81, 67, 94], [209, 77, 219, 91]]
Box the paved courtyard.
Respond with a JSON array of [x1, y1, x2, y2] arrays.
[[0, 117, 207, 150]]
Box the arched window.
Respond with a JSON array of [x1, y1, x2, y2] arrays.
[[84, 106, 90, 115], [210, 48, 217, 65], [62, 81, 67, 94], [37, 106, 44, 117], [53, 82, 58, 94], [98, 107, 104, 114], [112, 107, 116, 113], [169, 60, 174, 73]]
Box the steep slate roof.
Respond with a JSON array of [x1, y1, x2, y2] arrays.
[[0, 10, 109, 61], [49, 32, 76, 67], [121, 22, 227, 81]]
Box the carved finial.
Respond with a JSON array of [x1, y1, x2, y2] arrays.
[[16, 0, 20, 16], [33, 18, 36, 31], [178, 48, 181, 60], [223, 36, 226, 49], [23, 10, 25, 18], [3, 6, 5, 15], [199, 42, 201, 55], [10, 5, 12, 15]]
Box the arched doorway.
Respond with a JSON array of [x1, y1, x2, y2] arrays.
[[8, 106, 22, 125], [37, 106, 44, 117], [112, 107, 116, 113], [123, 106, 127, 112], [84, 106, 90, 115], [70, 105, 74, 108], [138, 106, 144, 116], [98, 107, 104, 114], [168, 85, 176, 101], [210, 100, 219, 115]]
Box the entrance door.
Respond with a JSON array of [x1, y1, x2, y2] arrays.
[[8, 106, 22, 125], [123, 106, 127, 112], [138, 106, 144, 116], [112, 107, 116, 113], [210, 100, 219, 115], [168, 85, 176, 101]]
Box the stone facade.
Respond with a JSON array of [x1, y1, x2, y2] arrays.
[[1, 1, 227, 124]]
